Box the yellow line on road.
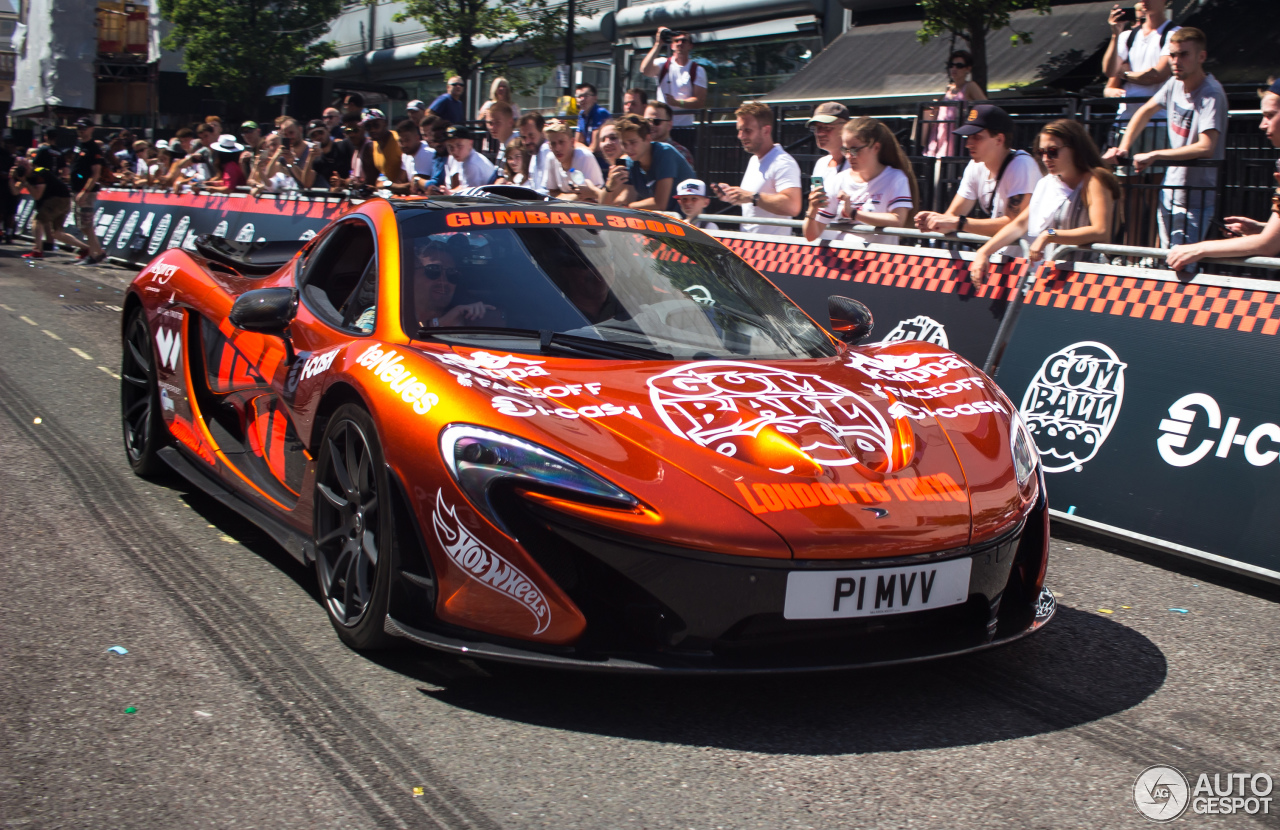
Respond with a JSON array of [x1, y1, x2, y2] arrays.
[[41, 330, 61, 340], [0, 303, 12, 311], [69, 347, 93, 360], [97, 366, 120, 380], [19, 315, 37, 326]]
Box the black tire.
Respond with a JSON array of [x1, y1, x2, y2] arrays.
[[313, 404, 395, 650], [120, 308, 169, 478]]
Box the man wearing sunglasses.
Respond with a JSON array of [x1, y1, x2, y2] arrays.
[[413, 242, 496, 329], [429, 77, 468, 126], [914, 104, 1041, 257], [643, 102, 693, 166]]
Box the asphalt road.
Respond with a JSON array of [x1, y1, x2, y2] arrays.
[[1, 245, 1278, 830]]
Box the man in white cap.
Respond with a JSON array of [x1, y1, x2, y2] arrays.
[[406, 100, 427, 129], [675, 179, 718, 231]]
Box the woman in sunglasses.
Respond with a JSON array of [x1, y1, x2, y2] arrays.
[[970, 119, 1121, 282], [921, 50, 986, 158], [413, 242, 498, 329], [803, 117, 918, 245]]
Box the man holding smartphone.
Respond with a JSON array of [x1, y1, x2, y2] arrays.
[[714, 102, 802, 236], [806, 102, 850, 241]]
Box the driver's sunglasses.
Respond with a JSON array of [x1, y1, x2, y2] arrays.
[[947, 61, 970, 69], [1034, 146, 1062, 160], [421, 263, 460, 283]]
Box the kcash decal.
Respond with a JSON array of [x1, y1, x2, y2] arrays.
[[880, 315, 949, 349], [355, 345, 439, 414], [148, 213, 173, 255], [1018, 341, 1125, 474], [298, 348, 339, 383], [432, 490, 550, 634], [155, 326, 182, 372], [166, 215, 191, 250], [146, 262, 179, 285], [888, 398, 1008, 421], [1157, 393, 1280, 468], [437, 350, 549, 381], [648, 361, 894, 468], [116, 211, 140, 249], [735, 472, 967, 514], [844, 351, 969, 384], [491, 396, 643, 421], [443, 209, 686, 236]]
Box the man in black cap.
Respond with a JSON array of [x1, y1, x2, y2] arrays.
[[68, 117, 108, 264], [305, 118, 348, 190], [914, 104, 1042, 258], [441, 125, 497, 192]]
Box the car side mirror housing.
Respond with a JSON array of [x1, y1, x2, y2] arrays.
[[828, 295, 874, 344], [230, 287, 298, 334]]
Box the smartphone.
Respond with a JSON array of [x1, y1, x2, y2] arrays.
[[712, 183, 726, 197], [1211, 218, 1241, 238], [613, 157, 627, 167], [809, 175, 825, 190], [1116, 7, 1137, 22]]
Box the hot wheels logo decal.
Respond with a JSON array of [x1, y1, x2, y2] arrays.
[[432, 490, 550, 634], [648, 361, 894, 469], [1019, 341, 1125, 473]]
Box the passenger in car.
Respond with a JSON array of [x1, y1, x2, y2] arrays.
[[549, 249, 625, 324], [413, 242, 497, 330]]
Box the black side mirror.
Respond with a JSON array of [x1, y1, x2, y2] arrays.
[[230, 287, 298, 334], [828, 295, 874, 344]]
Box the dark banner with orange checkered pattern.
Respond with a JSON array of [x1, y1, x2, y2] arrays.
[[717, 235, 1026, 366], [993, 262, 1280, 577]]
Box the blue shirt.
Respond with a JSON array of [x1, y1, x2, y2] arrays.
[[429, 93, 466, 125], [426, 153, 448, 187], [624, 142, 696, 211], [577, 104, 611, 146]]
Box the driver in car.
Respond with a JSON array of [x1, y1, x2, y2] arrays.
[[552, 249, 628, 325], [413, 241, 497, 330]]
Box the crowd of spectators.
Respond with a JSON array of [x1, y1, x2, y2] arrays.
[[2, 11, 1277, 271]]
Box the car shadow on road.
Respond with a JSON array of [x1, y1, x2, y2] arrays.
[[401, 607, 1165, 755]]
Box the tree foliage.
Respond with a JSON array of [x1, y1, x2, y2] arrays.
[[917, 0, 1052, 90], [394, 0, 566, 86], [158, 0, 342, 119]]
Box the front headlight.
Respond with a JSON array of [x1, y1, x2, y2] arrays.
[[1010, 411, 1039, 487], [440, 423, 639, 533]]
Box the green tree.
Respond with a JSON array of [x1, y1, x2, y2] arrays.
[[158, 0, 343, 120], [393, 0, 566, 89], [917, 0, 1052, 91]]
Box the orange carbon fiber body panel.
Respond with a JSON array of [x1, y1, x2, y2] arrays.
[[126, 199, 1032, 649]]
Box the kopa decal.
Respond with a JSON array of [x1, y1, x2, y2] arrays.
[[648, 361, 894, 469], [432, 490, 550, 634], [844, 351, 968, 384], [437, 350, 549, 381], [1019, 341, 1125, 473], [880, 315, 949, 349]]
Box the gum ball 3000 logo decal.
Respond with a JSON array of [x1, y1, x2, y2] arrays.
[[648, 361, 894, 470], [1019, 341, 1126, 473]]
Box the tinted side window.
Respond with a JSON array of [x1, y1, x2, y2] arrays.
[[300, 221, 376, 331]]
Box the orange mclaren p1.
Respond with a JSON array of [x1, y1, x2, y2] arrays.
[[120, 188, 1054, 671]]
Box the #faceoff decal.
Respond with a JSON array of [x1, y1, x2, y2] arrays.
[[1019, 341, 1125, 473], [432, 490, 550, 634]]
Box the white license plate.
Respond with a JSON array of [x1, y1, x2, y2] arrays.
[[783, 558, 972, 620]]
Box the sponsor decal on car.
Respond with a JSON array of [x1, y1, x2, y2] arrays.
[[298, 348, 339, 382], [169, 416, 216, 466], [436, 350, 549, 381], [451, 372, 603, 399], [144, 262, 179, 285], [491, 396, 643, 421], [734, 472, 966, 514], [867, 376, 988, 402], [432, 490, 550, 634], [845, 351, 969, 384], [880, 315, 949, 348], [355, 345, 440, 414], [444, 209, 687, 236], [888, 397, 1008, 421], [1018, 341, 1125, 473], [648, 361, 894, 468], [155, 326, 182, 372], [1156, 393, 1280, 468]]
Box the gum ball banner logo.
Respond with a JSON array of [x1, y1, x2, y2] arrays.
[[1019, 341, 1126, 473], [881, 315, 949, 349], [648, 361, 893, 469]]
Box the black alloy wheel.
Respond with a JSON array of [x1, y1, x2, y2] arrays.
[[313, 404, 394, 649], [121, 309, 168, 477]]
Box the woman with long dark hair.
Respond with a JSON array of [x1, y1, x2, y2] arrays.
[[804, 116, 918, 245], [971, 118, 1121, 280], [921, 50, 987, 158]]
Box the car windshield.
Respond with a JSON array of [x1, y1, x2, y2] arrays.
[[399, 209, 836, 360]]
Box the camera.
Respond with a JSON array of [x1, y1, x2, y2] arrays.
[[1116, 7, 1137, 22], [659, 28, 687, 44]]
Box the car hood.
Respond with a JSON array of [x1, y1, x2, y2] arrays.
[[418, 341, 1023, 560]]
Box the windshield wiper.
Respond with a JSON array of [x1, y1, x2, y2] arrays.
[[417, 327, 672, 361]]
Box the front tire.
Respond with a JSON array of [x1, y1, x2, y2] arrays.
[[313, 404, 394, 650], [121, 308, 169, 477]]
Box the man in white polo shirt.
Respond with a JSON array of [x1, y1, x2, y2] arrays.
[[713, 102, 802, 236]]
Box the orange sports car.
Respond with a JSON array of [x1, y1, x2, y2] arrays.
[[120, 188, 1054, 671]]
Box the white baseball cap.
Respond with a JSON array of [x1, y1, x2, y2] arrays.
[[676, 178, 707, 197]]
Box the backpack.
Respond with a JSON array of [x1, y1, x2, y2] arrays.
[[1125, 21, 1173, 56], [658, 58, 703, 104]]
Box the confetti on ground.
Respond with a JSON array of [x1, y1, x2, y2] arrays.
[[32, 417, 41, 424], [413, 787, 425, 797], [1067, 505, 1077, 515], [1121, 606, 1131, 609], [194, 710, 212, 718], [124, 706, 137, 714], [105, 646, 128, 655], [1169, 608, 1189, 614], [1098, 609, 1113, 614]]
